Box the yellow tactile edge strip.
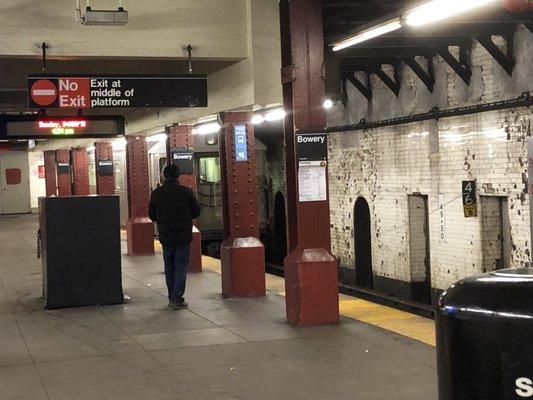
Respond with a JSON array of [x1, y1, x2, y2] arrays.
[[339, 298, 436, 346]]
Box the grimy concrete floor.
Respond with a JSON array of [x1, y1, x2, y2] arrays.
[[0, 214, 437, 400]]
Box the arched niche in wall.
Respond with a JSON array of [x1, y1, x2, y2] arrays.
[[354, 196, 373, 289]]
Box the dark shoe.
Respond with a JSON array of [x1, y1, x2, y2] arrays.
[[171, 299, 188, 310]]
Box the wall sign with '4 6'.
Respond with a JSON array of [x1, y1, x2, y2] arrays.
[[462, 180, 478, 218]]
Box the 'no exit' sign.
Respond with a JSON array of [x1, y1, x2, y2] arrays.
[[28, 75, 208, 109]]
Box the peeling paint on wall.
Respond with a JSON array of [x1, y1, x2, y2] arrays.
[[327, 28, 533, 291]]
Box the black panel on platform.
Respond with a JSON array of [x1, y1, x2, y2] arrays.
[[39, 195, 123, 309]]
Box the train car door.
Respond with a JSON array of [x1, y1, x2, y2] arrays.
[[196, 155, 223, 239], [0, 152, 31, 214]]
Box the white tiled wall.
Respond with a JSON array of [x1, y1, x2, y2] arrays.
[[327, 28, 532, 290]]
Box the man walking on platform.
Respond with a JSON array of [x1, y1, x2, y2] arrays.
[[149, 165, 201, 310]]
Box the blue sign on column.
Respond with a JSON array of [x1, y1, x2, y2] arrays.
[[234, 124, 248, 162]]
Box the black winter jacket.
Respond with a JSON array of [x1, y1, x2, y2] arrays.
[[148, 180, 201, 245]]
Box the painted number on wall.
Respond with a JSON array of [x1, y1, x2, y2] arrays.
[[462, 180, 477, 218], [439, 194, 447, 244]]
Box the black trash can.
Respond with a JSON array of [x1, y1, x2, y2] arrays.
[[436, 268, 533, 400]]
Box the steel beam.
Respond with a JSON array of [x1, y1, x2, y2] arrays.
[[126, 136, 154, 256], [374, 63, 402, 97], [438, 46, 472, 85], [280, 0, 339, 326], [403, 57, 435, 92], [344, 72, 372, 100], [218, 112, 265, 298], [55, 149, 72, 197], [95, 142, 115, 195], [43, 150, 57, 197], [168, 125, 202, 274], [71, 147, 90, 196], [477, 34, 515, 76]]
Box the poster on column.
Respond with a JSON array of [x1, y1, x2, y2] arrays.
[[298, 161, 327, 202], [296, 132, 328, 202]]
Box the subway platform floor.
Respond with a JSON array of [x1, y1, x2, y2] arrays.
[[0, 214, 437, 400]]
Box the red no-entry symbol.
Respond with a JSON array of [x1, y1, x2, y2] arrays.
[[31, 79, 57, 106]]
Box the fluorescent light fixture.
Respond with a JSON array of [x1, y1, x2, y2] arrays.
[[111, 138, 127, 149], [332, 18, 402, 51], [146, 133, 168, 143], [323, 99, 334, 109], [86, 145, 95, 152], [264, 109, 286, 122], [193, 122, 221, 135], [405, 0, 497, 27], [251, 114, 265, 125]]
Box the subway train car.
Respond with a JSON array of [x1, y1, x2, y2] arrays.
[[145, 134, 270, 254]]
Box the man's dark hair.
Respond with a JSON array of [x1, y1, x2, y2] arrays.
[[163, 165, 180, 180]]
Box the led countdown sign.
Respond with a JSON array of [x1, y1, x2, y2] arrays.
[[0, 115, 124, 139], [37, 120, 88, 136]]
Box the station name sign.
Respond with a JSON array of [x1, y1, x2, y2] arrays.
[[0, 115, 125, 139], [296, 133, 327, 162], [171, 148, 194, 175], [28, 75, 208, 109]]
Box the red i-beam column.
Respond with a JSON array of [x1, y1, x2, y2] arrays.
[[43, 150, 57, 197], [280, 0, 339, 325], [95, 142, 115, 195], [168, 125, 202, 273], [219, 112, 266, 297], [126, 136, 154, 255], [55, 149, 72, 197], [71, 147, 90, 196]]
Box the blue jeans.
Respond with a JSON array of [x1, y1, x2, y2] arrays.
[[162, 242, 190, 302]]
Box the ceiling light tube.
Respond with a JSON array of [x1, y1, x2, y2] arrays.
[[404, 0, 498, 27], [193, 122, 221, 135], [264, 109, 286, 122], [251, 114, 265, 125], [332, 18, 402, 52], [146, 133, 168, 143]]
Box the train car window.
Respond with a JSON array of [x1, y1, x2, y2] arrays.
[[198, 157, 221, 183]]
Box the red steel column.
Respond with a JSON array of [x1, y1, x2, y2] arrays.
[[280, 0, 339, 325], [126, 136, 154, 255], [95, 142, 115, 195], [71, 147, 90, 196], [219, 112, 266, 297], [55, 149, 72, 197], [168, 125, 202, 273], [43, 150, 57, 197]]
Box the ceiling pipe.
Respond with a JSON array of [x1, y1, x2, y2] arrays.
[[501, 0, 533, 11]]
